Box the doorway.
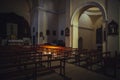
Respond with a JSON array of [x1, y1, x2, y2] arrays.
[[78, 37, 83, 49]]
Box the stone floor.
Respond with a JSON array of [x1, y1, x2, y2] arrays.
[[37, 62, 118, 80]]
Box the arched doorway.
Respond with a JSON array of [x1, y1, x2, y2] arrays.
[[78, 37, 83, 49], [70, 2, 107, 51]]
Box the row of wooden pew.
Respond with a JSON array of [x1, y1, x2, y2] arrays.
[[69, 49, 120, 78], [0, 45, 120, 79], [0, 45, 68, 80]]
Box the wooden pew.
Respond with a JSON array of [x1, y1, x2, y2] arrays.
[[0, 51, 36, 80], [0, 45, 67, 80], [102, 51, 116, 77], [74, 49, 89, 67], [86, 50, 102, 70], [115, 51, 120, 79]]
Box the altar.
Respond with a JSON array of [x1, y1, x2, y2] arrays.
[[36, 44, 74, 58]]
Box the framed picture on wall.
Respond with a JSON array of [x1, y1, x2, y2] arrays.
[[46, 29, 50, 36], [108, 20, 118, 35], [7, 23, 18, 39], [65, 27, 69, 36], [61, 30, 64, 36], [33, 27, 35, 32], [36, 32, 38, 37], [53, 30, 56, 36], [40, 32, 43, 37]]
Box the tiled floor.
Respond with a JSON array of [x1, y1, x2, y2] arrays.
[[37, 63, 117, 80]]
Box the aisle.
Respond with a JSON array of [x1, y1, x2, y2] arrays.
[[64, 63, 115, 80], [37, 63, 115, 80]]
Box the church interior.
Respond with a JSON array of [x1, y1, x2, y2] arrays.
[[0, 0, 120, 80]]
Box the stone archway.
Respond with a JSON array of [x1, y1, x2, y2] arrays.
[[70, 1, 107, 49]]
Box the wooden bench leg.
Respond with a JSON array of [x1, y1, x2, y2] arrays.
[[60, 59, 65, 76], [33, 63, 37, 80]]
